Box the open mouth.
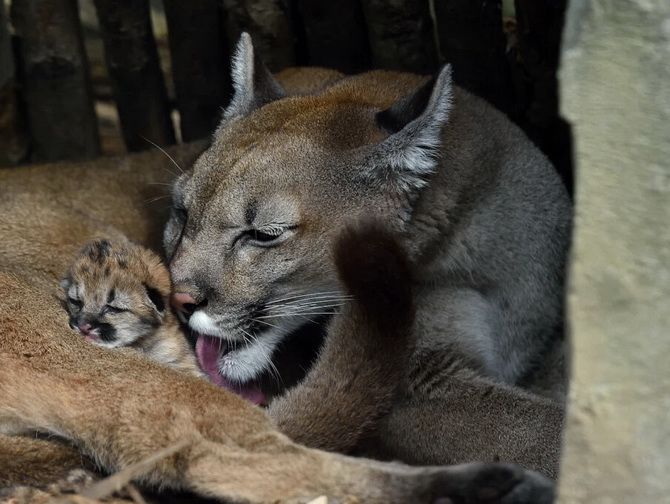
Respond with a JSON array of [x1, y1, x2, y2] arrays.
[[195, 334, 268, 406]]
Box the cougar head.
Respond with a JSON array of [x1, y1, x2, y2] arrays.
[[164, 33, 454, 404]]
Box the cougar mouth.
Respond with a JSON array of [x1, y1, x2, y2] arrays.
[[193, 314, 333, 407], [193, 315, 304, 407], [191, 290, 347, 405], [195, 334, 267, 406]]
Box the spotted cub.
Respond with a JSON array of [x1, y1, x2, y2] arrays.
[[61, 238, 202, 377]]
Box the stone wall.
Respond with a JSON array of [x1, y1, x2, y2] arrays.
[[558, 1, 670, 502]]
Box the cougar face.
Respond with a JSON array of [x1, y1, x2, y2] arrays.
[[163, 35, 453, 402]]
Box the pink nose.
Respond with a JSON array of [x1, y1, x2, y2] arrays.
[[171, 292, 197, 314], [78, 322, 93, 335]]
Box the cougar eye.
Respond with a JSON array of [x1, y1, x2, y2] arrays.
[[69, 297, 82, 309], [250, 229, 282, 243]]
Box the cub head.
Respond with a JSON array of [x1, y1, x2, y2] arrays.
[[164, 34, 453, 392], [61, 239, 171, 348]]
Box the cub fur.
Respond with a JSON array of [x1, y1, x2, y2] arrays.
[[61, 238, 202, 377]]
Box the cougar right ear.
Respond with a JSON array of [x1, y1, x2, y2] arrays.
[[222, 33, 285, 121]]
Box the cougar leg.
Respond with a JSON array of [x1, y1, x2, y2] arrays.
[[366, 370, 564, 479], [0, 350, 552, 503]]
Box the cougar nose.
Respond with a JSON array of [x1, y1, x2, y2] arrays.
[[171, 292, 206, 318], [78, 322, 93, 335]]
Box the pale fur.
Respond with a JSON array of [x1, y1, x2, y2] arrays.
[[0, 160, 553, 502]]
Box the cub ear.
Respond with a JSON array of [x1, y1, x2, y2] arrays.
[[144, 284, 166, 314], [365, 65, 453, 194], [222, 32, 285, 121]]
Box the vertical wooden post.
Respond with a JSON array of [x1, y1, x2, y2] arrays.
[[360, 0, 437, 74], [293, 0, 371, 74], [163, 0, 231, 141], [10, 0, 100, 162], [93, 0, 175, 151], [432, 0, 512, 112], [0, 0, 28, 165], [514, 0, 572, 192], [222, 0, 296, 72]]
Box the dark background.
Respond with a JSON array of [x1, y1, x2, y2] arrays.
[[0, 0, 572, 192]]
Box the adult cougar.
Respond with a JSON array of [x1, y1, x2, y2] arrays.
[[167, 35, 570, 420]]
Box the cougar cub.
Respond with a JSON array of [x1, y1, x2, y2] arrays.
[[61, 238, 201, 377]]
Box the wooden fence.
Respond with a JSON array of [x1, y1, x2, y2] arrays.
[[0, 0, 571, 191]]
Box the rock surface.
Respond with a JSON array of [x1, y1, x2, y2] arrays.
[[558, 1, 670, 502]]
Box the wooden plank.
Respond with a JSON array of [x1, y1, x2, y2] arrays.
[[11, 0, 100, 162], [93, 0, 175, 152], [361, 0, 437, 74], [433, 0, 512, 112], [163, 0, 231, 141], [0, 0, 28, 165], [294, 0, 371, 74], [222, 0, 296, 72], [514, 0, 572, 192]]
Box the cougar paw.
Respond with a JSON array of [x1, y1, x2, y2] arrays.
[[334, 220, 413, 321], [429, 463, 554, 504]]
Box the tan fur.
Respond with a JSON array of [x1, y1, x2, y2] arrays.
[[0, 68, 556, 502]]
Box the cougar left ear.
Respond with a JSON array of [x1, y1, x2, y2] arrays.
[[222, 32, 285, 121], [364, 65, 453, 193]]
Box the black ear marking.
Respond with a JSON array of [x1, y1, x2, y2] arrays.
[[360, 65, 453, 196], [376, 76, 436, 134], [145, 285, 166, 313]]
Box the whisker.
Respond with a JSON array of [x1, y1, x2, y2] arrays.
[[256, 311, 340, 320], [265, 290, 345, 305], [270, 298, 353, 309], [144, 195, 171, 204], [265, 301, 349, 313], [141, 135, 184, 174], [264, 297, 353, 313], [239, 328, 254, 346], [267, 358, 283, 388], [251, 319, 281, 330]]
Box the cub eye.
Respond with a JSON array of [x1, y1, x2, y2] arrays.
[[104, 305, 127, 315], [69, 297, 82, 309]]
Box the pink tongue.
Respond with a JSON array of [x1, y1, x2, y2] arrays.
[[195, 334, 266, 406]]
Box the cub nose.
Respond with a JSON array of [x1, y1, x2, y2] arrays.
[[171, 292, 207, 318], [78, 322, 93, 335]]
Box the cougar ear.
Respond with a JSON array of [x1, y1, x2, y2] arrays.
[[365, 65, 453, 193], [222, 33, 285, 120]]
